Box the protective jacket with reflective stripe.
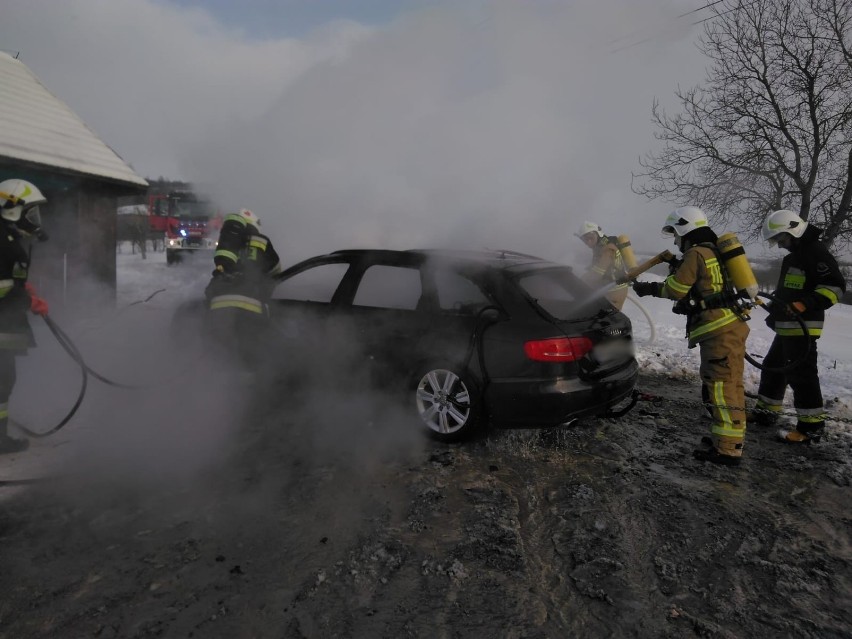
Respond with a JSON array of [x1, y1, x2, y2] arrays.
[[0, 224, 34, 351], [585, 236, 627, 289], [584, 235, 628, 309], [766, 225, 846, 338], [205, 216, 282, 313], [660, 243, 743, 347]]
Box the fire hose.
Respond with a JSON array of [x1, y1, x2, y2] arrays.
[[619, 251, 810, 374], [13, 314, 144, 440], [625, 293, 656, 345]]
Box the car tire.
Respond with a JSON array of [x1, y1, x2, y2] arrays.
[[413, 363, 483, 442]]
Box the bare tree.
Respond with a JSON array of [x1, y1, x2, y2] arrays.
[[633, 0, 852, 248], [116, 212, 149, 259]]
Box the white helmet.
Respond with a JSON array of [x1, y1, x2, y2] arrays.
[[575, 221, 603, 239], [238, 208, 260, 228], [661, 206, 708, 237], [0, 178, 46, 223], [762, 209, 807, 244]]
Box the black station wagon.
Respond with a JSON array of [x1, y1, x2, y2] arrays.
[[178, 248, 638, 441]]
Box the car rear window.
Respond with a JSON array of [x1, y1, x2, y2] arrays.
[[515, 268, 607, 319]]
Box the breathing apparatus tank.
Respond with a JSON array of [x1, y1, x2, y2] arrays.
[[716, 232, 759, 302], [616, 234, 638, 270]]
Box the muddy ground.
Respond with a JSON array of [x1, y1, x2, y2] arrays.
[[1, 371, 851, 639]]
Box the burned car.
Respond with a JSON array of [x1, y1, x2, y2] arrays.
[[176, 249, 638, 441]]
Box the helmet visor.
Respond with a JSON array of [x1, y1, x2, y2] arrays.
[[766, 232, 788, 247], [23, 205, 42, 228], [661, 225, 675, 237]]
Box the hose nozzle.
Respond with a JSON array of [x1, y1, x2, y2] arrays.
[[618, 250, 677, 284]]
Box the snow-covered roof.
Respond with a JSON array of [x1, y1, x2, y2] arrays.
[[117, 204, 149, 216], [0, 52, 147, 189]]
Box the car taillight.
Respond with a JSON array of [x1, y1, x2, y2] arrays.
[[524, 336, 593, 362]]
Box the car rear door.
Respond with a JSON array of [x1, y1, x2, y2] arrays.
[[342, 259, 497, 389], [341, 258, 434, 387]]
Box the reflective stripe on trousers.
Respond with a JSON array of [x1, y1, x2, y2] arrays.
[[0, 333, 30, 349], [700, 320, 749, 457], [209, 294, 264, 314]]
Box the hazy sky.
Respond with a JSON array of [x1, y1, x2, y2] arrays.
[[2, 0, 710, 263]]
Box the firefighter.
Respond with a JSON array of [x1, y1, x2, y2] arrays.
[[750, 210, 846, 444], [575, 221, 629, 310], [204, 208, 282, 370], [0, 179, 50, 454], [632, 206, 750, 466]]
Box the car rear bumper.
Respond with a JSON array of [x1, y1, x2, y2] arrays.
[[484, 359, 639, 427]]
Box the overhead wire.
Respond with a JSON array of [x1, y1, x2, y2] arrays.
[[677, 0, 726, 18], [608, 0, 746, 54]]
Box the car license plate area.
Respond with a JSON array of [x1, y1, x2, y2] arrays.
[[580, 338, 634, 378]]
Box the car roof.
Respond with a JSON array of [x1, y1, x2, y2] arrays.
[[324, 248, 562, 272]]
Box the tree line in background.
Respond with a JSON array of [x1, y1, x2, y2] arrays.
[[634, 0, 852, 250]]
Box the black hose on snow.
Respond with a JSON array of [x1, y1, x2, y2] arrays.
[[13, 315, 90, 438]]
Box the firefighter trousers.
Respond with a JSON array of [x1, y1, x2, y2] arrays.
[[699, 320, 749, 457], [756, 335, 825, 434], [606, 285, 629, 311], [205, 306, 270, 373], [0, 350, 17, 438]]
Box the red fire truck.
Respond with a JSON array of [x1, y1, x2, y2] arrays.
[[147, 190, 222, 265]]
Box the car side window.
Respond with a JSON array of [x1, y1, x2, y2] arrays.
[[434, 270, 490, 314], [353, 265, 422, 310], [272, 263, 350, 302]]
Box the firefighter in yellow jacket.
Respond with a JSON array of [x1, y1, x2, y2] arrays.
[[632, 207, 750, 466], [576, 221, 629, 310], [204, 208, 282, 369]]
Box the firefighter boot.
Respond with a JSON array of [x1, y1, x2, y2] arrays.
[[693, 447, 741, 466], [693, 434, 742, 466], [778, 425, 823, 445], [0, 434, 29, 454]]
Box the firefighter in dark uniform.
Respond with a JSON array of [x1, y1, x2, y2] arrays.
[[204, 208, 282, 370], [576, 221, 629, 310], [633, 206, 750, 466], [0, 179, 50, 454], [750, 210, 846, 444]]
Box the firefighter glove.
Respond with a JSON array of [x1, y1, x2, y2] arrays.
[[25, 284, 48, 316], [632, 281, 660, 297], [30, 296, 48, 316]]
